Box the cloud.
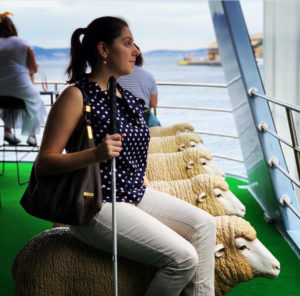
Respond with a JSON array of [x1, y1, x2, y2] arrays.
[[1, 0, 263, 50]]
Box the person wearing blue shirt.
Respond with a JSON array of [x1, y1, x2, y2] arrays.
[[118, 45, 161, 127]]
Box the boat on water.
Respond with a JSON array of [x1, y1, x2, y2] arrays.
[[0, 0, 299, 295], [178, 33, 263, 66], [178, 56, 221, 66]]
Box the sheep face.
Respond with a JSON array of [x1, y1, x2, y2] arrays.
[[214, 216, 280, 295], [186, 156, 224, 177], [235, 237, 280, 278], [198, 157, 225, 177], [213, 188, 245, 217], [184, 147, 225, 177], [179, 141, 206, 151], [215, 237, 280, 279], [193, 175, 245, 217]]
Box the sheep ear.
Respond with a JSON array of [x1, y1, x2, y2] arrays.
[[186, 161, 194, 169], [178, 144, 186, 151], [215, 244, 225, 258], [197, 192, 206, 202]]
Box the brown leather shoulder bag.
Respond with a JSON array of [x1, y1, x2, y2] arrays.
[[20, 87, 102, 225]]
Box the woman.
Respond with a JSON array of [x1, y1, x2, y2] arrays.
[[36, 16, 216, 296], [118, 44, 161, 127], [0, 12, 46, 146]]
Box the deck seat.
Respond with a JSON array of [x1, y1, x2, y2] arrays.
[[12, 227, 155, 296], [0, 96, 29, 185]]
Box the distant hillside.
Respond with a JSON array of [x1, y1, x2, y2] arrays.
[[143, 48, 207, 58], [33, 46, 207, 60], [33, 46, 69, 60]]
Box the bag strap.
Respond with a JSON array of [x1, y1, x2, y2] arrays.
[[76, 86, 94, 140]]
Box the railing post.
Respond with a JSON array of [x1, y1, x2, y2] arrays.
[[286, 109, 300, 178]]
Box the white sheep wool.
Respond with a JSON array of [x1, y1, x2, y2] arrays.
[[214, 216, 256, 295], [148, 132, 202, 153], [151, 174, 228, 216], [149, 122, 194, 137], [146, 147, 214, 181]]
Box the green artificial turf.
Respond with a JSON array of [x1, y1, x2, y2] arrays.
[[0, 163, 299, 295], [225, 176, 300, 295], [0, 162, 51, 295]]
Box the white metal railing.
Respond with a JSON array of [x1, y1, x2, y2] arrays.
[[257, 122, 300, 153], [248, 87, 300, 219], [157, 81, 227, 88], [248, 87, 300, 113], [157, 105, 232, 113], [157, 76, 240, 88], [192, 130, 238, 139], [31, 80, 243, 166], [280, 195, 300, 220]]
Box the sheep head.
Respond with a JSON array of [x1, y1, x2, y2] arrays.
[[176, 133, 204, 151], [192, 175, 245, 217], [184, 147, 225, 177], [173, 122, 194, 133], [214, 216, 280, 296], [149, 122, 194, 137]]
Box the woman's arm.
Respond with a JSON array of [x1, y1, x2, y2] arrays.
[[149, 93, 158, 108], [36, 86, 122, 177], [143, 175, 152, 188], [26, 46, 38, 74]]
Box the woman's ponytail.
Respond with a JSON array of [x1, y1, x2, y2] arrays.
[[66, 28, 87, 84], [66, 17, 128, 84]]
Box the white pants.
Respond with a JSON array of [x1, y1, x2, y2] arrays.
[[70, 188, 216, 296]]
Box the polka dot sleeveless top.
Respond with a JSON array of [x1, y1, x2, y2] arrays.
[[77, 75, 150, 204]]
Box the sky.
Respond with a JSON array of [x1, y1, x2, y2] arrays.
[[1, 0, 263, 51]]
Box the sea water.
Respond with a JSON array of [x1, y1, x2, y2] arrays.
[[4, 55, 248, 176]]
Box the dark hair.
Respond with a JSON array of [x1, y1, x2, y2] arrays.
[[134, 44, 143, 66], [66, 16, 128, 84], [0, 16, 18, 37]]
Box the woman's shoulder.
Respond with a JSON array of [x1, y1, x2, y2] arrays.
[[55, 85, 84, 107], [8, 36, 29, 47]]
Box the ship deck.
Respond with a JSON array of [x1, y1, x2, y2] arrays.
[[0, 162, 299, 295]]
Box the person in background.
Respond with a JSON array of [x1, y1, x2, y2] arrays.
[[35, 16, 216, 295], [118, 44, 161, 127], [0, 12, 46, 146]]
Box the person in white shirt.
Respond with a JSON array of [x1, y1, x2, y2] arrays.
[[0, 13, 46, 146]]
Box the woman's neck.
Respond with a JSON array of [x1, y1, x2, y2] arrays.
[[89, 64, 120, 91], [89, 73, 110, 91], [89, 70, 122, 98]]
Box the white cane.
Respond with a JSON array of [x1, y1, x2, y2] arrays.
[[109, 76, 118, 296]]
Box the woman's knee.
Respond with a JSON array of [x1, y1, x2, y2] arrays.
[[173, 243, 199, 273], [194, 212, 216, 244]]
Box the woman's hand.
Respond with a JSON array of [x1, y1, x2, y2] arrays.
[[143, 176, 152, 188], [93, 134, 123, 162]]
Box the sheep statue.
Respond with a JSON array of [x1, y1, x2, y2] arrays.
[[12, 217, 280, 296], [149, 122, 194, 137], [146, 147, 225, 181], [148, 132, 205, 153], [214, 215, 280, 295], [150, 174, 246, 217]]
